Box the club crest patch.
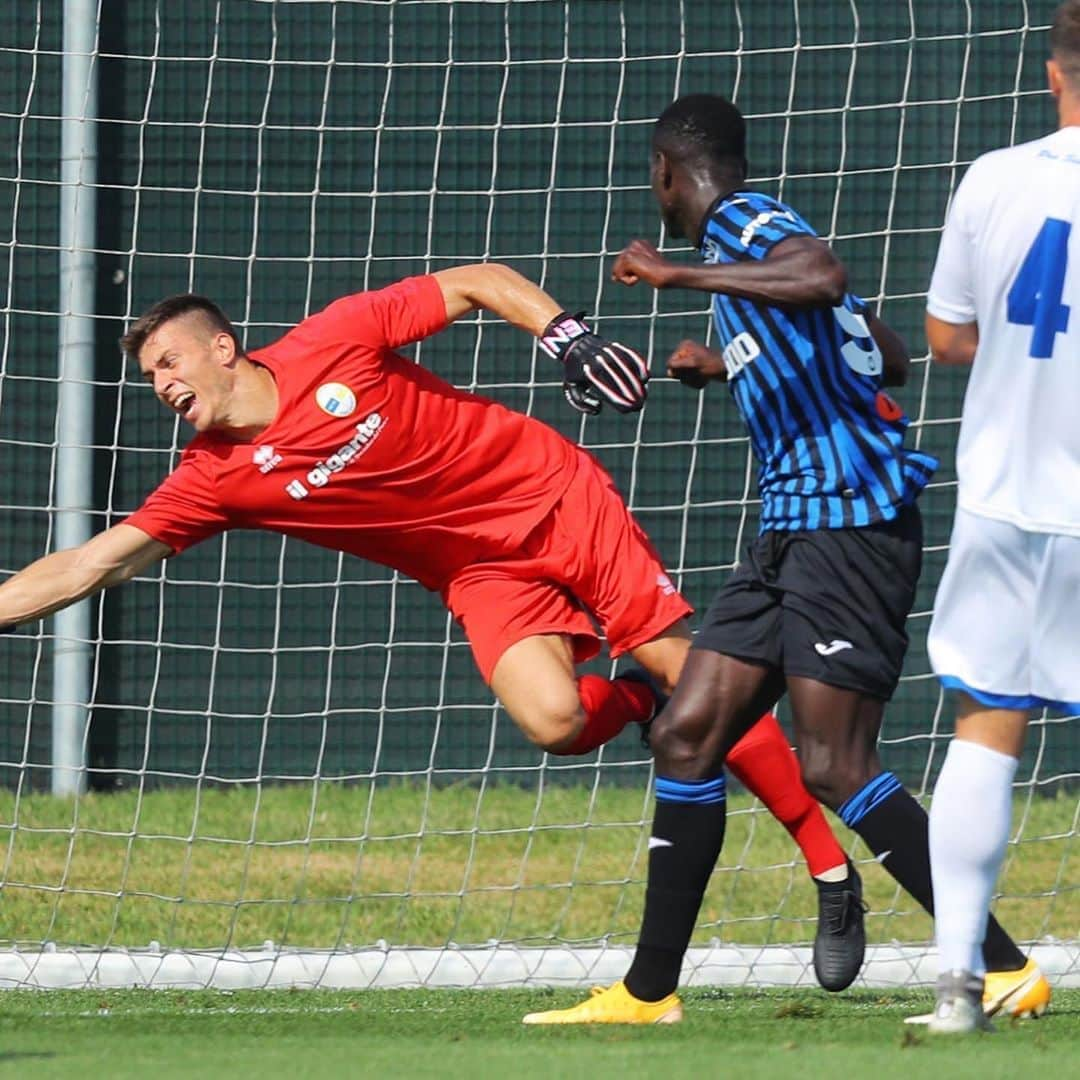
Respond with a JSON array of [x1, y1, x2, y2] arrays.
[[315, 382, 356, 417]]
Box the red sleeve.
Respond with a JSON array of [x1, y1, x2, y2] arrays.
[[308, 274, 449, 351], [122, 451, 231, 554]]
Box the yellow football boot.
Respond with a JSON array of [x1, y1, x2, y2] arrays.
[[522, 980, 683, 1025], [982, 958, 1051, 1019]]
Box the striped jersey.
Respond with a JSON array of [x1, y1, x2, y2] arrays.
[[700, 190, 937, 532]]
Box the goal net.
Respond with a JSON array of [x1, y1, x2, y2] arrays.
[[0, 0, 1076, 990]]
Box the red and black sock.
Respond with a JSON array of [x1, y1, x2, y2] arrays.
[[551, 673, 654, 756], [726, 712, 847, 878]]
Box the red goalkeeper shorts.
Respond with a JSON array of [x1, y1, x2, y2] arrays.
[[442, 450, 692, 682]]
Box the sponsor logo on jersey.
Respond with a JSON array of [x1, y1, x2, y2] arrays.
[[739, 208, 795, 247], [648, 837, 674, 851], [814, 639, 854, 657], [284, 411, 386, 500], [656, 572, 677, 596], [722, 331, 761, 379], [1037, 147, 1080, 165], [252, 444, 282, 474], [315, 382, 357, 417], [702, 235, 724, 264]]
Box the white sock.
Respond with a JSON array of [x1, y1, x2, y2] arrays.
[[929, 738, 1018, 976], [813, 863, 849, 884]]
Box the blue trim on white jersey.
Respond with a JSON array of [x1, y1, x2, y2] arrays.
[[939, 675, 1080, 716], [700, 189, 937, 533], [655, 774, 727, 805], [836, 771, 903, 827]]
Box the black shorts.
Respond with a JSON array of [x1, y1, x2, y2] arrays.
[[693, 504, 923, 700]]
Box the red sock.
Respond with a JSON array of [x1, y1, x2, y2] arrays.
[[554, 674, 655, 756], [726, 712, 847, 878]]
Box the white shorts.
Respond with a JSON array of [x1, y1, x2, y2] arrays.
[[928, 506, 1080, 713]]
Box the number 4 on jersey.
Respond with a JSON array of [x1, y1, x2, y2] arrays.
[[1006, 217, 1071, 358]]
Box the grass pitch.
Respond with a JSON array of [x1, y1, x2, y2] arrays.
[[1, 783, 1075, 952], [0, 987, 1077, 1079], [2, 781, 1076, 1079]]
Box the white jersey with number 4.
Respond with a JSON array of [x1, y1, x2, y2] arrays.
[[927, 125, 1080, 537]]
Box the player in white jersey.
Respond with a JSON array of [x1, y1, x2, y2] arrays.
[[909, 0, 1080, 1034]]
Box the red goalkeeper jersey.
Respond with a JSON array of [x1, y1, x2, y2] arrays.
[[124, 274, 580, 591]]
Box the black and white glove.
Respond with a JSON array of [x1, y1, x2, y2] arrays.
[[538, 311, 650, 415]]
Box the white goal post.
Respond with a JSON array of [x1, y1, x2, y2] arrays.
[[0, 1, 1076, 991]]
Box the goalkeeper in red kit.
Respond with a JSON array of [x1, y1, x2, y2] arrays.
[[0, 262, 862, 989]]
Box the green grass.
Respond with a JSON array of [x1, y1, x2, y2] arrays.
[[0, 987, 1077, 1079], [0, 783, 1075, 951]]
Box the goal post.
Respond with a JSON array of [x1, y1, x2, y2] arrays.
[[0, 0, 1076, 991]]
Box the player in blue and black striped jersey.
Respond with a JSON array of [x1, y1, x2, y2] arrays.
[[522, 93, 1034, 1026], [682, 198, 935, 531]]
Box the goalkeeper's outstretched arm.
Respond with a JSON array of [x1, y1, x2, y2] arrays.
[[433, 263, 650, 415], [0, 524, 171, 631], [434, 262, 562, 334]]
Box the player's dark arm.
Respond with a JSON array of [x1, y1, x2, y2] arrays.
[[0, 524, 171, 631], [666, 340, 728, 388], [867, 314, 911, 387], [612, 236, 847, 309], [926, 313, 979, 366]]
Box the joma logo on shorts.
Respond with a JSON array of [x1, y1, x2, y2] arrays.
[[814, 639, 854, 657]]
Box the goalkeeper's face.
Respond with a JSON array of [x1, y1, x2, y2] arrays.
[[137, 313, 239, 433]]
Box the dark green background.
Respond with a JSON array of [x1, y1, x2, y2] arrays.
[[0, 2, 1072, 791]]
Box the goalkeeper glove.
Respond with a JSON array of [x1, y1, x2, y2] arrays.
[[538, 312, 650, 415]]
